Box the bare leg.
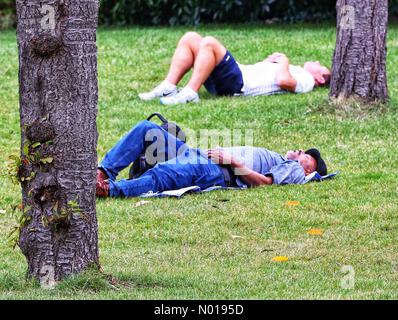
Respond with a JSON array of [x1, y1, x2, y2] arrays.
[[187, 36, 227, 92], [165, 32, 203, 85]]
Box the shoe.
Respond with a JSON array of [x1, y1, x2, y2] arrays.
[[160, 86, 199, 105], [138, 80, 178, 101], [96, 179, 109, 198]]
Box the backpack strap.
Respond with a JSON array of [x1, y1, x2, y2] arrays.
[[146, 112, 186, 143], [147, 113, 168, 124]]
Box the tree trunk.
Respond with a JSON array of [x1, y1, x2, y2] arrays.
[[330, 0, 388, 103], [16, 0, 100, 285]]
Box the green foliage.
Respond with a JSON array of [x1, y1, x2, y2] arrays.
[[391, 0, 398, 18], [98, 0, 398, 26], [98, 0, 337, 26], [7, 205, 32, 249], [7, 139, 54, 183], [39, 156, 53, 164], [5, 154, 22, 185], [0, 0, 15, 29], [42, 199, 87, 229], [2, 0, 398, 29]]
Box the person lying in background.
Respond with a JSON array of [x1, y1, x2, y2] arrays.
[[138, 31, 331, 105]]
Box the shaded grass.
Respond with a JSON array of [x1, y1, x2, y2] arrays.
[[0, 24, 398, 299]]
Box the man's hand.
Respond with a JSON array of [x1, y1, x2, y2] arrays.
[[207, 149, 242, 167], [266, 52, 297, 92], [266, 52, 289, 64], [207, 149, 273, 187]]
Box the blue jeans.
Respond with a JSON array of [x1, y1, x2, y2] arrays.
[[99, 121, 226, 198]]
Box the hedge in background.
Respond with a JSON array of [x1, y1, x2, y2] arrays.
[[0, 0, 14, 29], [1, 0, 398, 29], [99, 0, 337, 26]]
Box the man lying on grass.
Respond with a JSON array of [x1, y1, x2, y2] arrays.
[[138, 31, 331, 105], [96, 120, 328, 198]]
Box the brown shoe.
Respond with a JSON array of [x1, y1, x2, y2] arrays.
[[96, 179, 110, 198], [97, 168, 108, 182]]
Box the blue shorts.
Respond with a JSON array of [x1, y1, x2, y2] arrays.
[[204, 51, 243, 96]]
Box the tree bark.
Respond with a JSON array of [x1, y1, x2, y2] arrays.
[[16, 0, 100, 285], [330, 0, 388, 103]]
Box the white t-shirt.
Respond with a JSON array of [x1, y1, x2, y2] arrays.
[[237, 61, 315, 96]]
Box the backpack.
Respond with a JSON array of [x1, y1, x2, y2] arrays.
[[128, 113, 187, 179]]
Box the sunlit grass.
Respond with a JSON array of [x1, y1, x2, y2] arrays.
[[0, 24, 397, 299]]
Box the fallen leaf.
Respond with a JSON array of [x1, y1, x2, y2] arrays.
[[287, 201, 300, 206], [272, 256, 289, 262], [231, 235, 244, 239], [134, 200, 150, 208], [307, 228, 323, 236]]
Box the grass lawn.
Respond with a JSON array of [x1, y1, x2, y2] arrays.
[[0, 24, 397, 300]]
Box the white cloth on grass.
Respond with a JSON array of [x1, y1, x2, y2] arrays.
[[140, 172, 339, 198]]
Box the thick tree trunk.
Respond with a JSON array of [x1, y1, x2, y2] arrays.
[[330, 0, 388, 103], [16, 0, 100, 285]]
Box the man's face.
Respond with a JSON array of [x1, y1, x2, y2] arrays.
[[285, 150, 317, 175], [303, 61, 330, 86]]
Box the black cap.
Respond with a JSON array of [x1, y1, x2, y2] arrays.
[[305, 148, 327, 176]]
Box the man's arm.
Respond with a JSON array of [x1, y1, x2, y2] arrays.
[[207, 149, 273, 187], [266, 53, 297, 92], [232, 163, 273, 187]]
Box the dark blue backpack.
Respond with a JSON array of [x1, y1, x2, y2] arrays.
[[128, 113, 186, 179]]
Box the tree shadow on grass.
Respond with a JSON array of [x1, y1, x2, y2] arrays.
[[59, 270, 208, 299], [105, 272, 204, 294], [0, 268, 202, 296], [306, 97, 390, 120]]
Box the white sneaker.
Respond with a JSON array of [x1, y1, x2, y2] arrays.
[[160, 87, 199, 105], [138, 80, 177, 101]]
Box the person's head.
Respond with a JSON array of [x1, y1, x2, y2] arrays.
[[285, 148, 327, 176], [303, 61, 331, 87]]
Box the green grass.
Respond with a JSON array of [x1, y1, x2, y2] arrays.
[[1, 24, 398, 299]]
